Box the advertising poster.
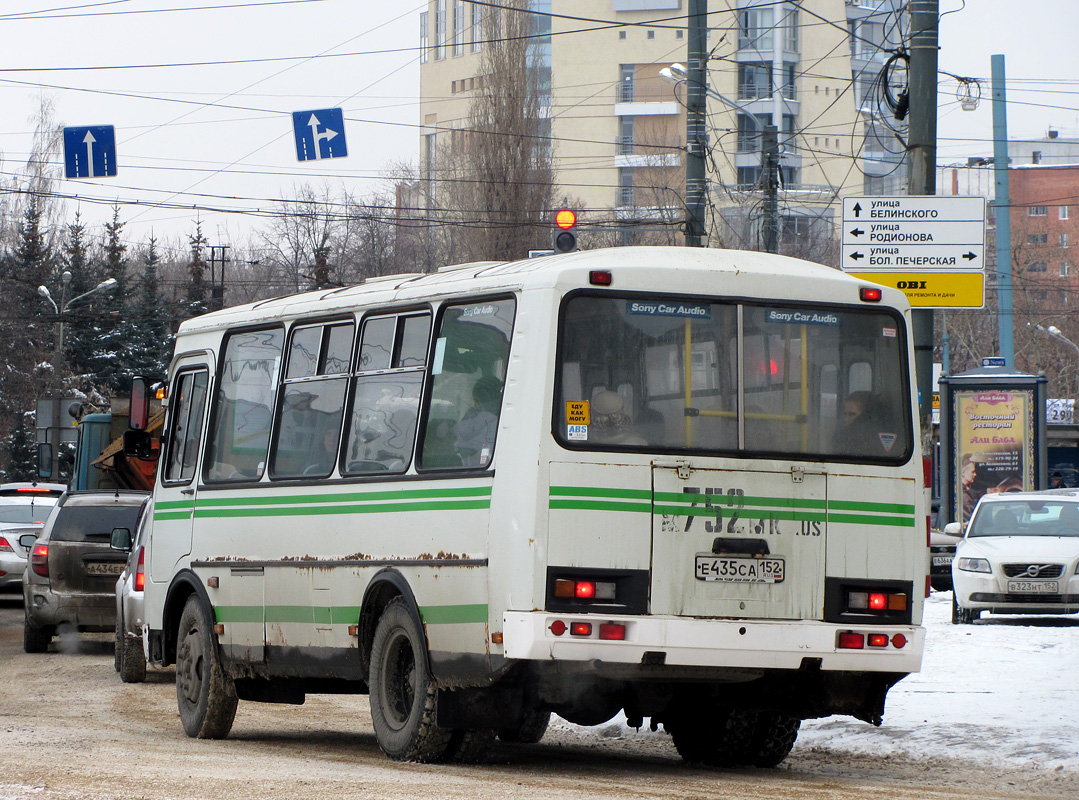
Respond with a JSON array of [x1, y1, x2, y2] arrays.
[[954, 390, 1034, 523]]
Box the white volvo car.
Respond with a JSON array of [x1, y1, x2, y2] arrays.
[[950, 489, 1079, 624]]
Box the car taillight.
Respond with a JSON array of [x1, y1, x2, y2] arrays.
[[0, 536, 12, 553], [134, 547, 145, 592], [31, 543, 49, 578]]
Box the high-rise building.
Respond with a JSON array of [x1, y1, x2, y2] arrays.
[[418, 1, 907, 257]]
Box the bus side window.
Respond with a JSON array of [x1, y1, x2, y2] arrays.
[[205, 328, 284, 483], [420, 298, 515, 470], [162, 370, 209, 484], [343, 314, 429, 475]]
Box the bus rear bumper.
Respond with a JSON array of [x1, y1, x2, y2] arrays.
[[502, 611, 924, 674]]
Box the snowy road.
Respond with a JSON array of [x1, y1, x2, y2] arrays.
[[0, 590, 1075, 800]]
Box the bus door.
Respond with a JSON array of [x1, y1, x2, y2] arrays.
[[151, 356, 212, 582], [651, 463, 827, 621]]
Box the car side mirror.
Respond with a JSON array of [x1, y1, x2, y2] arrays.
[[943, 522, 962, 536], [18, 533, 38, 549], [110, 527, 133, 552]]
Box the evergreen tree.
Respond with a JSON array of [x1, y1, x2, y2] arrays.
[[61, 213, 101, 382], [186, 222, 209, 318], [90, 207, 129, 391], [3, 411, 38, 482], [124, 236, 170, 382]]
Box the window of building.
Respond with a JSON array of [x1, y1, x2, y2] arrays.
[[1062, 233, 1070, 248], [272, 321, 355, 479], [1061, 205, 1070, 220], [647, 30, 655, 39], [619, 30, 627, 40], [783, 7, 798, 52], [1061, 262, 1070, 277], [1027, 262, 1048, 273], [470, 2, 483, 53], [677, 29, 684, 39], [738, 63, 771, 100], [618, 167, 635, 207], [782, 63, 796, 99], [435, 0, 446, 60], [1029, 206, 1048, 217], [420, 11, 429, 64], [618, 116, 634, 156], [737, 166, 760, 189], [344, 313, 431, 475], [737, 114, 770, 152], [419, 298, 515, 470], [738, 7, 774, 51], [452, 1, 465, 57], [619, 64, 634, 102], [1028, 233, 1048, 245], [206, 328, 285, 482]]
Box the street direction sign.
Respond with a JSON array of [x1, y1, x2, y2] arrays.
[[292, 108, 348, 161], [62, 125, 117, 179], [841, 196, 986, 271]]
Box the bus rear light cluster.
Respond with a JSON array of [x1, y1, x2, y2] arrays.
[[847, 590, 907, 613], [548, 619, 626, 641], [838, 631, 908, 650], [554, 578, 616, 601]]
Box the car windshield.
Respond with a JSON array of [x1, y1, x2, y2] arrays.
[[967, 500, 1079, 537], [0, 499, 56, 524]]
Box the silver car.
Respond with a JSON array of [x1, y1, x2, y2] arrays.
[[23, 491, 150, 653], [112, 499, 152, 682], [0, 483, 65, 589]]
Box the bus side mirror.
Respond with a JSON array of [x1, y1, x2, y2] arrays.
[[130, 375, 150, 431], [110, 527, 133, 552], [37, 443, 53, 479], [123, 430, 154, 460]]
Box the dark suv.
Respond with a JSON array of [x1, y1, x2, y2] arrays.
[[23, 491, 150, 653]]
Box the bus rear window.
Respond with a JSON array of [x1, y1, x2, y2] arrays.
[[556, 294, 912, 462]]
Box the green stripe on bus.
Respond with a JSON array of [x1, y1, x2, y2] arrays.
[[653, 504, 828, 522], [154, 511, 193, 521], [653, 491, 828, 510], [155, 499, 195, 510], [548, 499, 651, 513], [193, 498, 491, 519], [549, 486, 652, 500], [195, 485, 492, 508], [214, 604, 485, 625], [826, 499, 916, 515]]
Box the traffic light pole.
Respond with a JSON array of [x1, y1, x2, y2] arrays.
[[684, 0, 708, 248]]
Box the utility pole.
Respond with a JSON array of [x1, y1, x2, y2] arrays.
[[906, 0, 938, 432], [761, 125, 780, 254], [684, 0, 707, 248], [208, 245, 229, 311], [991, 54, 1015, 366]]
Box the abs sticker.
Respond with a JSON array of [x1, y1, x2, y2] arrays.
[[567, 424, 588, 441], [879, 432, 897, 452]]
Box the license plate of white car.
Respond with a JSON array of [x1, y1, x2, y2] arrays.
[[695, 555, 785, 583], [86, 562, 123, 576], [1007, 580, 1059, 594], [931, 555, 953, 566]]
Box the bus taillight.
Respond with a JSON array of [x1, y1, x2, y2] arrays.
[[554, 578, 616, 601], [838, 632, 864, 649]]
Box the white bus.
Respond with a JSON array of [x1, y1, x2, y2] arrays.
[[136, 246, 926, 767]]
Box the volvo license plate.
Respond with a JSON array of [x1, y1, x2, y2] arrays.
[[1007, 580, 1059, 594], [695, 555, 785, 583]]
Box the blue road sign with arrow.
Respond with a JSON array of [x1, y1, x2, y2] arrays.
[[292, 108, 348, 161], [63, 125, 117, 178]]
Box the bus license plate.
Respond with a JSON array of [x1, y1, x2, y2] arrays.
[[695, 556, 784, 583], [1007, 580, 1059, 594], [86, 562, 123, 577]]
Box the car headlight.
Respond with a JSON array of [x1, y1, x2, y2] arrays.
[[956, 556, 992, 573]]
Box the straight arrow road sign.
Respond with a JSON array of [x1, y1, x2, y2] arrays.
[[293, 108, 348, 161], [62, 125, 117, 178]]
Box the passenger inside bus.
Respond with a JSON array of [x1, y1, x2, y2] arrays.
[[454, 375, 503, 466], [834, 391, 881, 454]]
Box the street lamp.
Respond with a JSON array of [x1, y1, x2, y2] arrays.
[[1031, 322, 1079, 398], [38, 276, 118, 368]]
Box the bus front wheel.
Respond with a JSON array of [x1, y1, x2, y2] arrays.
[[369, 597, 452, 762], [176, 596, 238, 739]]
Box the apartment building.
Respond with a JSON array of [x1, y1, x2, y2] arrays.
[[418, 0, 906, 254]]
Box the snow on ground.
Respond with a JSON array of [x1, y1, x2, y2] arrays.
[[556, 592, 1079, 770]]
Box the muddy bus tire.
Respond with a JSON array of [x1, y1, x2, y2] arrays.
[[176, 596, 238, 739], [747, 711, 800, 767], [369, 597, 452, 762], [669, 706, 757, 768], [498, 709, 551, 744], [443, 727, 497, 763]]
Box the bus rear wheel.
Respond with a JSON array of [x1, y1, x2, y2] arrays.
[[746, 711, 800, 767], [176, 596, 237, 739], [669, 705, 757, 768], [369, 597, 452, 762], [498, 709, 551, 744]]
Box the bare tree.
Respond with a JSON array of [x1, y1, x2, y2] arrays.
[[439, 1, 555, 263]]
